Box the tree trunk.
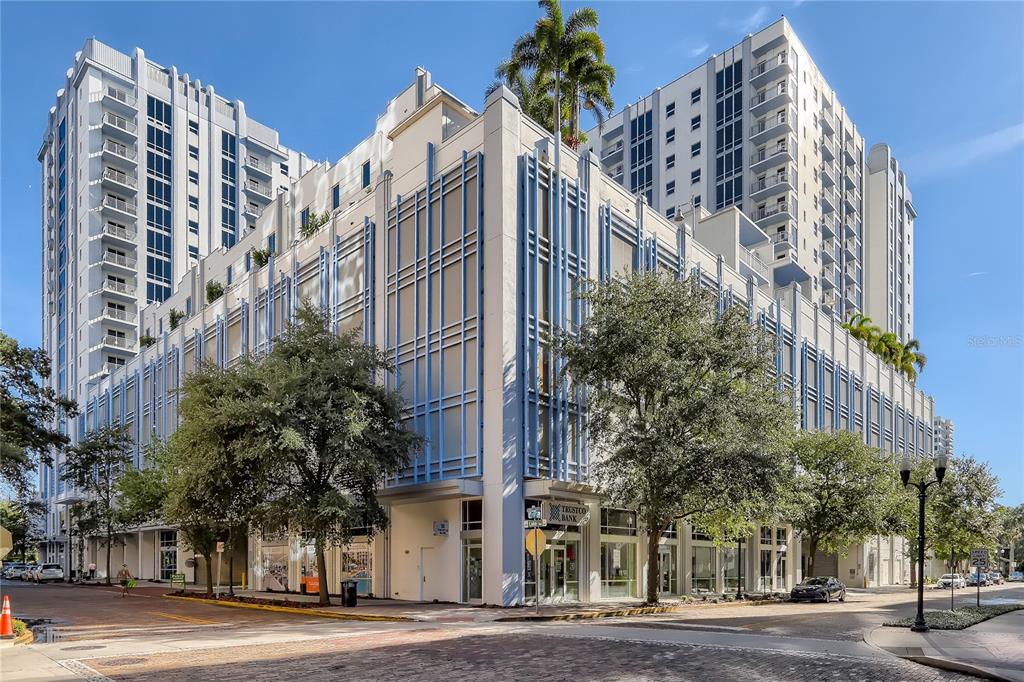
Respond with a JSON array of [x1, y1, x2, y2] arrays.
[[645, 521, 663, 605], [806, 538, 818, 578], [316, 539, 330, 606], [204, 551, 214, 597], [105, 524, 113, 586]]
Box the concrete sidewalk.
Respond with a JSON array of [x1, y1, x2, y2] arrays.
[[0, 642, 83, 681], [866, 609, 1024, 681]]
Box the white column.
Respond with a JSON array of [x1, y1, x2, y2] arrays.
[[137, 531, 143, 579], [585, 501, 601, 602]]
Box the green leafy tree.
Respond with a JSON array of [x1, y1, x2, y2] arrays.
[[785, 431, 899, 577], [553, 272, 796, 603], [251, 248, 271, 268], [0, 498, 44, 560], [1, 332, 77, 494], [299, 211, 331, 239], [247, 305, 421, 605], [205, 280, 225, 303], [929, 455, 1003, 571], [61, 425, 133, 585], [162, 360, 270, 595], [494, 0, 615, 147]]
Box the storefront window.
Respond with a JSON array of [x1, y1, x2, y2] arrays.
[[776, 527, 787, 545], [691, 545, 715, 592], [723, 545, 746, 591], [462, 540, 482, 601], [159, 530, 176, 580], [462, 499, 482, 531], [775, 549, 787, 590], [760, 526, 772, 544], [261, 542, 290, 591], [343, 544, 373, 596], [601, 508, 637, 536], [526, 540, 579, 603], [601, 541, 636, 597], [658, 545, 677, 594], [759, 548, 773, 592]]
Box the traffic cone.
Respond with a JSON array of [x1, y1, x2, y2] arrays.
[[0, 594, 14, 639]]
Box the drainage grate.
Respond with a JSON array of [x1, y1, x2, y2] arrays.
[[60, 645, 105, 652]]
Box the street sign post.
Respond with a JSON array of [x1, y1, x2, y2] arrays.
[[970, 549, 988, 607], [524, 507, 547, 615], [170, 573, 186, 591]]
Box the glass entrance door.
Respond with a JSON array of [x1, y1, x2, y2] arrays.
[[658, 546, 677, 595], [546, 547, 566, 601]]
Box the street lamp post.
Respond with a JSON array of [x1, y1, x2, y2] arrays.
[[900, 452, 948, 633]]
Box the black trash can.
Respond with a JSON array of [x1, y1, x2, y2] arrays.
[[342, 580, 358, 607]]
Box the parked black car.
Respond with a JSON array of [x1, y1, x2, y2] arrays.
[[790, 576, 846, 603]]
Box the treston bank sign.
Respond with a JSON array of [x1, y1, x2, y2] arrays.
[[541, 501, 589, 526]]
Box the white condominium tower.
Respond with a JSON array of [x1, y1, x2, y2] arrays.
[[36, 38, 311, 530], [585, 18, 916, 333], [933, 417, 954, 461]]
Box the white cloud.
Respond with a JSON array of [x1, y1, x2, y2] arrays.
[[903, 122, 1024, 182], [720, 6, 770, 35], [689, 43, 710, 58], [968, 271, 988, 277]]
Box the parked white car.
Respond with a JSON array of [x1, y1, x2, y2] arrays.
[[29, 563, 65, 583], [936, 573, 966, 589]]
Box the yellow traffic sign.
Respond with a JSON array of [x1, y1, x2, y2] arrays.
[[525, 528, 546, 557]]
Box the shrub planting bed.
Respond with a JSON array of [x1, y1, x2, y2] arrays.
[[883, 603, 1022, 630]]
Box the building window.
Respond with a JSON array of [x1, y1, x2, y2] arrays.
[[690, 88, 701, 105], [600, 508, 637, 536], [280, 162, 289, 175], [693, 194, 701, 209], [188, 220, 199, 235], [665, 102, 675, 118], [188, 170, 199, 184], [691, 141, 701, 157], [188, 245, 199, 259], [461, 499, 482, 531], [332, 184, 340, 210], [666, 180, 675, 196], [159, 530, 177, 580], [691, 169, 701, 184], [188, 119, 199, 134], [361, 160, 371, 188], [188, 195, 199, 210], [665, 206, 676, 219], [665, 128, 675, 144], [691, 545, 715, 592], [691, 115, 701, 131], [666, 154, 675, 170], [188, 145, 199, 160], [300, 207, 310, 226]]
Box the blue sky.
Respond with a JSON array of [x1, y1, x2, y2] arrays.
[[2, 2, 1021, 504]]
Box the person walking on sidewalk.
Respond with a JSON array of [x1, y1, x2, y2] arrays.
[[117, 564, 134, 597]]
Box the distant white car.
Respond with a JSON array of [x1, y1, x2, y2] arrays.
[[936, 573, 966, 589], [29, 563, 65, 583]]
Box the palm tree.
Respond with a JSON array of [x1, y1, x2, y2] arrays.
[[899, 338, 927, 381], [842, 313, 880, 347], [486, 67, 556, 132], [492, 0, 615, 148]]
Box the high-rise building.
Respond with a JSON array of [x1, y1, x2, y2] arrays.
[[36, 39, 312, 563], [585, 18, 912, 332], [933, 416, 955, 460], [44, 68, 936, 600], [864, 144, 915, 342]]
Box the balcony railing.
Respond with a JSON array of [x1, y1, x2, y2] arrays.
[[103, 195, 137, 214], [750, 111, 791, 137], [105, 362, 127, 375], [103, 307, 137, 322], [750, 51, 789, 78], [103, 335, 133, 350], [244, 204, 263, 218], [754, 202, 791, 221], [103, 168, 137, 188], [103, 280, 136, 296], [602, 141, 624, 158], [750, 79, 794, 108], [750, 173, 792, 194], [246, 156, 270, 172], [739, 246, 770, 280], [103, 251, 137, 268], [772, 229, 797, 245], [750, 141, 792, 165], [103, 112, 137, 134], [104, 86, 136, 107], [103, 139, 137, 161], [103, 222, 137, 241], [246, 181, 272, 197]]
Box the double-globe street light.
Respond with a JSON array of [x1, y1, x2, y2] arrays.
[[900, 451, 948, 633]]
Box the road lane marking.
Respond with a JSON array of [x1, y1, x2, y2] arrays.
[[145, 606, 217, 622]]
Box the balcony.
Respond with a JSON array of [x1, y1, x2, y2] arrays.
[[101, 306, 137, 326], [749, 77, 795, 117], [101, 112, 137, 140], [843, 237, 859, 263], [245, 155, 273, 180], [99, 334, 135, 353], [820, 136, 835, 162], [102, 194, 137, 218], [245, 180, 273, 201], [843, 219, 858, 239], [749, 136, 795, 173], [101, 222, 137, 246], [821, 240, 836, 264], [820, 164, 836, 188], [749, 171, 795, 201], [749, 106, 795, 145], [102, 86, 136, 112], [101, 139, 137, 166], [104, 362, 128, 376], [754, 200, 795, 228], [820, 109, 835, 136], [102, 251, 137, 272], [821, 216, 837, 240], [821, 189, 837, 214], [601, 141, 624, 164], [821, 291, 837, 310], [244, 203, 264, 219], [101, 167, 138, 193], [771, 242, 811, 286], [821, 265, 838, 289], [843, 190, 859, 214], [750, 51, 792, 88], [101, 279, 136, 300], [738, 246, 770, 285], [843, 141, 858, 166]]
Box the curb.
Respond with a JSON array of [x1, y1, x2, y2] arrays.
[[495, 599, 780, 622], [904, 655, 1011, 682], [160, 594, 414, 622]]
